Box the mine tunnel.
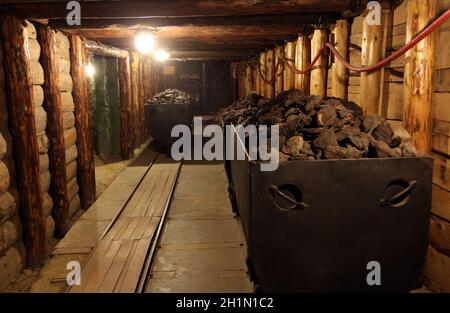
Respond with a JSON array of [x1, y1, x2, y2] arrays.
[[0, 0, 449, 298]]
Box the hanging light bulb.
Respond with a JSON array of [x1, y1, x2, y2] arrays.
[[135, 30, 156, 54], [154, 49, 170, 62], [86, 62, 95, 78]]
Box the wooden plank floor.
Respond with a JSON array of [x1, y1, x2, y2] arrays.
[[70, 155, 180, 293], [145, 163, 253, 293]]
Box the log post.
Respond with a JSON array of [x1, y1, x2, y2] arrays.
[[331, 20, 349, 99], [360, 16, 383, 115], [295, 34, 311, 95], [38, 26, 69, 237], [70, 35, 96, 210], [283, 41, 296, 91], [310, 29, 328, 97], [259, 52, 266, 97], [1, 16, 46, 266], [265, 49, 275, 98], [253, 64, 260, 95], [138, 58, 145, 144], [275, 46, 284, 96], [118, 56, 134, 160], [130, 52, 140, 149], [245, 64, 252, 95], [202, 61, 208, 108], [403, 0, 436, 153]]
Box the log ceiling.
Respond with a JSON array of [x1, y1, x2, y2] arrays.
[[0, 0, 368, 60]]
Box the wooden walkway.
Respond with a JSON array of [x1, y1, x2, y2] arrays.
[[70, 155, 180, 293], [145, 163, 253, 293]]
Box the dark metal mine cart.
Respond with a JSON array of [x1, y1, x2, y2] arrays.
[[225, 123, 433, 293]]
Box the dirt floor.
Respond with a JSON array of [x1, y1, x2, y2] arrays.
[[4, 143, 149, 292]]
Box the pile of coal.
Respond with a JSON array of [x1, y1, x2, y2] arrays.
[[147, 89, 194, 105], [220, 90, 418, 161]]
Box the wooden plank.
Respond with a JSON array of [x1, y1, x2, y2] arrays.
[[124, 167, 162, 218], [118, 238, 152, 293], [78, 240, 122, 292], [432, 184, 450, 221], [424, 245, 450, 292], [429, 215, 450, 256], [432, 153, 450, 191], [1, 16, 46, 267], [70, 35, 96, 209], [434, 119, 450, 137], [432, 133, 450, 155], [434, 69, 450, 92], [71, 156, 180, 292], [436, 26, 450, 70], [70, 239, 116, 292], [433, 93, 450, 122], [113, 239, 139, 292], [38, 25, 70, 237], [118, 218, 141, 240], [141, 217, 161, 239], [104, 217, 131, 240], [97, 240, 134, 292], [142, 171, 169, 217], [130, 216, 153, 240]]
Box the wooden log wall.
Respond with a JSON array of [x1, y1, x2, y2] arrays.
[[0, 16, 155, 288], [425, 0, 450, 293], [234, 0, 449, 291], [0, 21, 27, 291], [1, 17, 47, 269]]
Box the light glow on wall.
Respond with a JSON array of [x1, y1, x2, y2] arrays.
[[154, 49, 170, 62], [86, 62, 95, 78]]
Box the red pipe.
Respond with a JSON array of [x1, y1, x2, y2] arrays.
[[276, 8, 450, 74]]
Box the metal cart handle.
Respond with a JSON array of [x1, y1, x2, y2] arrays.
[[269, 185, 309, 212], [379, 180, 418, 207]]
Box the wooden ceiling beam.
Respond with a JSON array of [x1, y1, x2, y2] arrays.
[[0, 0, 354, 19], [63, 25, 308, 40], [99, 38, 290, 51], [49, 13, 338, 29], [169, 50, 258, 58]]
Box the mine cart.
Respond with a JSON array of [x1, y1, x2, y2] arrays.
[[145, 89, 194, 148], [225, 123, 433, 292]]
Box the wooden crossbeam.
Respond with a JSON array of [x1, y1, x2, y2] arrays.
[[1, 1, 353, 19], [49, 13, 338, 29]]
